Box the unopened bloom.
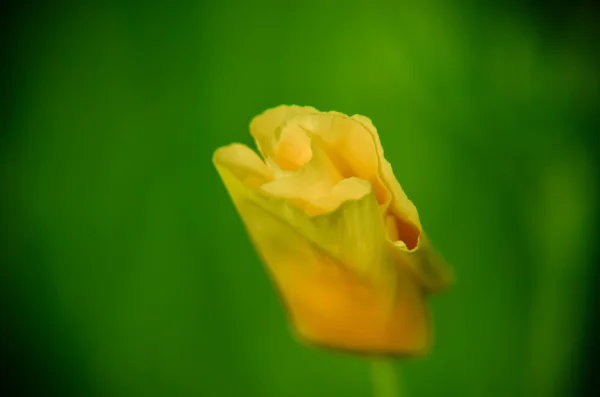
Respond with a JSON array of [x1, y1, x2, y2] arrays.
[[213, 105, 451, 356]]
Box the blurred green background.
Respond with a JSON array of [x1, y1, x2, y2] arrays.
[[2, 1, 599, 396]]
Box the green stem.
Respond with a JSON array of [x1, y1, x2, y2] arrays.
[[370, 359, 403, 397]]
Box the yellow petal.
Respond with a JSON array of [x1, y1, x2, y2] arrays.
[[305, 177, 372, 217], [260, 142, 343, 212], [249, 107, 422, 250], [291, 112, 392, 206], [212, 143, 273, 189], [271, 122, 313, 170], [213, 146, 430, 355], [250, 105, 317, 168], [352, 114, 422, 245], [351, 114, 452, 292]]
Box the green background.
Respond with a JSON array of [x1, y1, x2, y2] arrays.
[[2, 1, 599, 396]]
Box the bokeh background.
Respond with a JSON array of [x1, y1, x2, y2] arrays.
[[2, 1, 599, 396]]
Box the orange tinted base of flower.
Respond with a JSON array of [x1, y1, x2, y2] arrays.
[[270, 252, 430, 356]]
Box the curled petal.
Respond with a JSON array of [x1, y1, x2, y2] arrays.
[[212, 143, 273, 189], [260, 142, 343, 212], [352, 114, 452, 292], [254, 108, 419, 248], [348, 115, 421, 248], [291, 112, 392, 205], [250, 105, 317, 169]]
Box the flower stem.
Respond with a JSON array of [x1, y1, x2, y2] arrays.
[[370, 359, 403, 397]]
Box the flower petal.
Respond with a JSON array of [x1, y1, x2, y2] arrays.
[[213, 146, 430, 354], [250, 105, 317, 168], [213, 143, 273, 189], [259, 142, 343, 212], [351, 114, 422, 238], [291, 112, 391, 204], [250, 107, 422, 251], [281, 111, 420, 251], [352, 114, 452, 292], [286, 248, 430, 356]]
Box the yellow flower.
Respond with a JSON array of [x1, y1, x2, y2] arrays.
[[213, 105, 451, 356]]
